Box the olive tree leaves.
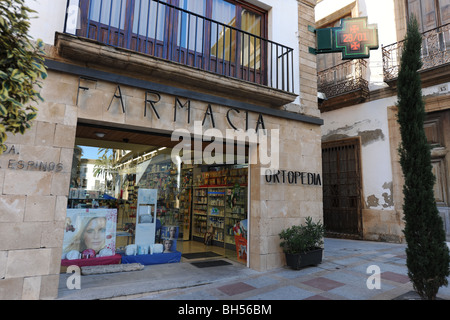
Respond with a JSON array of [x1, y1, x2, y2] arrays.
[[0, 0, 47, 153]]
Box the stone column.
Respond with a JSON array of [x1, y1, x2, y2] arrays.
[[298, 0, 319, 116]]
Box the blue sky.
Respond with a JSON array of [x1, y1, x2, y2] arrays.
[[81, 146, 108, 160]]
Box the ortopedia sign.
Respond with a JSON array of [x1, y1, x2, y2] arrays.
[[314, 17, 379, 60]]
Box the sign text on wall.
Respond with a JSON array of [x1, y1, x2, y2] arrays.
[[264, 169, 322, 186], [0, 145, 64, 172], [77, 77, 267, 133]]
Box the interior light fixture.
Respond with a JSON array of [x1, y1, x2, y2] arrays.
[[95, 132, 106, 138]]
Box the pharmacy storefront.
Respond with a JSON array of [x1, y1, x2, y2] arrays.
[[48, 55, 324, 269], [0, 30, 323, 300]]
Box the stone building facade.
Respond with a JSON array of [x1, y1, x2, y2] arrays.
[[0, 0, 322, 300], [316, 0, 450, 243]]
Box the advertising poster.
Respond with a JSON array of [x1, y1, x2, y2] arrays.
[[62, 209, 117, 259], [161, 226, 179, 253], [233, 219, 248, 263]]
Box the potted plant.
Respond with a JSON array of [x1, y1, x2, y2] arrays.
[[279, 217, 325, 270]]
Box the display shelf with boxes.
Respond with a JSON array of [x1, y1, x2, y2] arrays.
[[190, 165, 248, 248], [178, 166, 193, 240], [137, 159, 179, 227], [207, 187, 226, 245], [192, 187, 208, 239], [224, 186, 248, 250], [194, 167, 248, 187]]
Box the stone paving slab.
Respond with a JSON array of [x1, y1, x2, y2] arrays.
[[57, 238, 450, 300], [135, 239, 450, 301]]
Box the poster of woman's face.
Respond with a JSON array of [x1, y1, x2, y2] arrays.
[[62, 209, 117, 258], [162, 226, 179, 240], [163, 239, 174, 253], [161, 226, 178, 252]]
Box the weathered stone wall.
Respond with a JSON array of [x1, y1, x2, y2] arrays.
[[249, 120, 322, 271], [0, 73, 77, 299]]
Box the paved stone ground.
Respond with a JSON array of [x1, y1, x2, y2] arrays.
[[133, 238, 450, 300], [58, 238, 450, 300]]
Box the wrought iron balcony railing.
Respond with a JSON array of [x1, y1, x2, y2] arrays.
[[318, 59, 368, 100], [382, 22, 450, 82], [63, 0, 295, 93]]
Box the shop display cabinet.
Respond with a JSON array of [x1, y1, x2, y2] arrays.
[[179, 167, 193, 240], [207, 187, 226, 244], [192, 185, 247, 250], [224, 186, 247, 250], [192, 187, 208, 240]]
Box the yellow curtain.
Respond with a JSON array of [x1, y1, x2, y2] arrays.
[[241, 9, 261, 68]]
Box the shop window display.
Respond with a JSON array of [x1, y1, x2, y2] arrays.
[[63, 138, 249, 268]]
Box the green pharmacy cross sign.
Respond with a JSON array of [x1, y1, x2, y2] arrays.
[[312, 17, 379, 60]]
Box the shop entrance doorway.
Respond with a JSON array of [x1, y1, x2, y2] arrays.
[[63, 123, 249, 272], [322, 137, 363, 239]]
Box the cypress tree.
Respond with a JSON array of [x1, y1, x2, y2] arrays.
[[396, 16, 450, 300]]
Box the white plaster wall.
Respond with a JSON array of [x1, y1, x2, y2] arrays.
[[315, 0, 355, 22], [25, 0, 68, 44], [317, 0, 450, 203], [259, 0, 301, 98], [316, 0, 402, 209], [423, 81, 450, 97], [321, 96, 398, 210], [360, 0, 397, 89]]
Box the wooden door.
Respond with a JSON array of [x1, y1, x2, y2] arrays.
[[425, 110, 450, 241], [322, 138, 363, 238], [78, 0, 132, 48], [129, 0, 173, 59]]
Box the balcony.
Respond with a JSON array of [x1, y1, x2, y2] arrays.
[[62, 0, 296, 102], [382, 22, 450, 87], [317, 59, 369, 112]]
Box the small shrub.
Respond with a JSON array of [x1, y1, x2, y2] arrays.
[[279, 217, 325, 254]]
